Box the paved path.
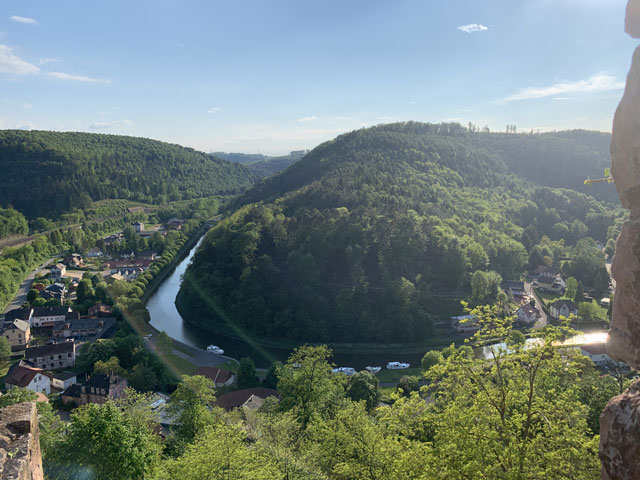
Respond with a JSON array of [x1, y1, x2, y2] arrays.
[[2, 257, 56, 314], [143, 330, 236, 369], [525, 281, 548, 329]]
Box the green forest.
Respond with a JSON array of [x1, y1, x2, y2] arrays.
[[180, 123, 621, 344], [0, 130, 255, 219], [213, 150, 308, 178]]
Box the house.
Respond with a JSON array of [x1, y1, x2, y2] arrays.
[[450, 314, 480, 334], [505, 281, 526, 298], [106, 273, 125, 284], [88, 303, 113, 317], [25, 341, 76, 370], [133, 221, 144, 232], [535, 274, 566, 294], [103, 233, 123, 245], [40, 282, 66, 302], [61, 374, 127, 407], [532, 265, 560, 279], [5, 365, 50, 394], [137, 251, 157, 261], [49, 263, 66, 281], [52, 316, 116, 341], [45, 371, 77, 392], [215, 388, 280, 411], [30, 306, 73, 328], [549, 299, 579, 319], [194, 366, 235, 388], [515, 304, 539, 326], [167, 218, 185, 230], [2, 319, 31, 353], [86, 247, 103, 258], [64, 253, 83, 267], [600, 297, 611, 308], [579, 343, 627, 368], [3, 308, 33, 324]]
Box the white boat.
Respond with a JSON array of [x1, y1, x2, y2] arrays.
[[365, 366, 382, 374], [206, 345, 224, 354], [386, 361, 410, 370], [332, 367, 356, 376]]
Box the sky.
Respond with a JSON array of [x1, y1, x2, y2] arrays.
[[0, 0, 635, 155]]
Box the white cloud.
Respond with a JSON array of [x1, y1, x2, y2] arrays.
[[505, 74, 624, 101], [48, 71, 109, 83], [297, 115, 318, 122], [38, 57, 59, 65], [206, 107, 221, 113], [23, 102, 32, 109], [0, 44, 39, 75], [89, 121, 117, 130], [457, 23, 488, 34], [10, 15, 38, 25]]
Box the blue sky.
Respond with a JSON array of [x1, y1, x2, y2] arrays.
[[0, 0, 634, 154]]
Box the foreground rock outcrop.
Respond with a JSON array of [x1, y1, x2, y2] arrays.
[[0, 402, 43, 480], [600, 1, 640, 479]]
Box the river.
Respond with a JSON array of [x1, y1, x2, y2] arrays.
[[148, 233, 609, 369]]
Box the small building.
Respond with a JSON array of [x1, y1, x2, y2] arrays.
[[103, 233, 123, 245], [515, 304, 539, 327], [3, 308, 33, 324], [88, 303, 113, 317], [44, 371, 77, 392], [25, 341, 76, 370], [86, 247, 103, 258], [600, 297, 611, 308], [49, 263, 66, 281], [5, 365, 50, 395], [106, 273, 125, 284], [167, 218, 185, 230], [549, 300, 578, 319], [215, 388, 280, 411], [133, 221, 144, 232], [52, 316, 116, 341], [137, 251, 157, 261], [505, 281, 526, 298], [40, 283, 66, 302], [194, 366, 235, 388], [532, 265, 560, 279], [536, 274, 566, 294], [61, 374, 127, 407], [64, 253, 83, 267], [31, 306, 73, 328], [1, 319, 31, 353], [450, 314, 480, 334], [579, 343, 626, 368]]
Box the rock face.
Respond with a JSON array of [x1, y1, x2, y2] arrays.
[[0, 402, 43, 480], [600, 2, 640, 479]]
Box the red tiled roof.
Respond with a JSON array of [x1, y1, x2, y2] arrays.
[[6, 365, 43, 388], [195, 366, 234, 384], [215, 388, 280, 410]]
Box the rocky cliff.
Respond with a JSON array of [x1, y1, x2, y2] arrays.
[[0, 402, 43, 480], [600, 1, 640, 479]]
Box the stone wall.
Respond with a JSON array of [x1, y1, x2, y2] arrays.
[[600, 1, 640, 479], [0, 402, 43, 480]]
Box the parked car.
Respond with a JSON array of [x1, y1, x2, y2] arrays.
[[386, 361, 410, 370], [206, 345, 224, 354]]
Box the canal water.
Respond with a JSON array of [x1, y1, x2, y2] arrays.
[[147, 235, 422, 368], [148, 234, 609, 369]]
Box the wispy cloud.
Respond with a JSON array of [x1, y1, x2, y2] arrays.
[[504, 74, 624, 101], [23, 102, 32, 109], [10, 15, 38, 25], [48, 71, 109, 83], [38, 57, 59, 65], [457, 23, 488, 34], [297, 115, 318, 122], [89, 121, 117, 130], [206, 107, 221, 113], [0, 44, 39, 75]]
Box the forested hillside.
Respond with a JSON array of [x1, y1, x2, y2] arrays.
[[0, 130, 255, 218], [213, 150, 307, 178], [180, 122, 620, 344]]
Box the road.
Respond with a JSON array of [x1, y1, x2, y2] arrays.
[[2, 257, 56, 314], [143, 330, 235, 369], [525, 281, 548, 329]]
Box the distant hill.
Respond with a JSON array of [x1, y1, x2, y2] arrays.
[[180, 123, 619, 344], [0, 130, 255, 218], [213, 150, 309, 178]]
